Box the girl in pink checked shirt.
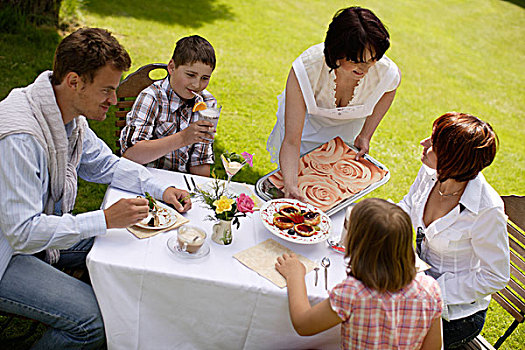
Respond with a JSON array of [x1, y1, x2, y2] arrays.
[[276, 198, 443, 349]]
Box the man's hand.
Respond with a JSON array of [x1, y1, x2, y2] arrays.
[[163, 187, 192, 213], [181, 120, 214, 145], [104, 198, 149, 229]]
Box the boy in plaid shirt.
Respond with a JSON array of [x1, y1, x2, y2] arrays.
[[276, 198, 443, 350], [120, 35, 218, 176]]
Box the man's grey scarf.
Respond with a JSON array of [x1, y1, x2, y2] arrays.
[[0, 71, 86, 264]]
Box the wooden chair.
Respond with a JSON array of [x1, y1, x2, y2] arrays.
[[115, 63, 168, 156], [464, 195, 525, 350]]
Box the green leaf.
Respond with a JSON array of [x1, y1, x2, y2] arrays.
[[144, 192, 156, 210]]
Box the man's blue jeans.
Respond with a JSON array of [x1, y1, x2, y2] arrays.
[[0, 238, 105, 349]]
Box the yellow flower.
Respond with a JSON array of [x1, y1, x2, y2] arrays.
[[213, 196, 235, 214]]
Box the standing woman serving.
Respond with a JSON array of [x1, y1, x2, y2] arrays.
[[266, 7, 400, 200], [398, 112, 510, 349]]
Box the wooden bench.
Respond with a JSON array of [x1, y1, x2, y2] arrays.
[[463, 195, 525, 349], [463, 335, 497, 350]]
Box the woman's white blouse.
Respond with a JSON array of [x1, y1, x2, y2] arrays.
[[266, 43, 400, 163], [398, 165, 510, 321]]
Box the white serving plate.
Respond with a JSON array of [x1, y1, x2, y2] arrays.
[[259, 198, 332, 245]]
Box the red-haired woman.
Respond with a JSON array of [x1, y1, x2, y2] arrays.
[[398, 112, 510, 349]]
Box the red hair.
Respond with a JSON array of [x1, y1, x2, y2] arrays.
[[432, 112, 498, 182]]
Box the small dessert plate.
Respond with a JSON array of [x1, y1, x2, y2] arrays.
[[136, 201, 178, 230], [167, 236, 210, 259]]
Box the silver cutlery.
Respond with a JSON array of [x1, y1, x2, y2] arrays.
[[183, 175, 192, 191], [314, 266, 320, 286], [321, 257, 331, 290]]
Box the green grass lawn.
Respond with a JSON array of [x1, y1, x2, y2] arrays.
[[1, 0, 524, 348]]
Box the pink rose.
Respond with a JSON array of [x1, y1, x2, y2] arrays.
[[236, 193, 255, 213]]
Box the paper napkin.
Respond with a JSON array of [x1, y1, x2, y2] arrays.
[[233, 238, 316, 288]]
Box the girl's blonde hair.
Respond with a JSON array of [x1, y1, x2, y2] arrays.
[[345, 198, 416, 292]]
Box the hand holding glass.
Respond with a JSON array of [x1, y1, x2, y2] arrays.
[[198, 106, 221, 141]]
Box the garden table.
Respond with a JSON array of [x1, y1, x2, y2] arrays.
[[87, 168, 347, 350]]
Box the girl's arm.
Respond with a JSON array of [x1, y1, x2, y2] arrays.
[[419, 317, 442, 350], [354, 89, 397, 160], [279, 68, 307, 201], [276, 253, 342, 336]]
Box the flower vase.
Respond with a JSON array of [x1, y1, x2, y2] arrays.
[[212, 219, 233, 245]]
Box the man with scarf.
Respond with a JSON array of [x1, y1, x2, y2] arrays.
[[0, 28, 191, 348]]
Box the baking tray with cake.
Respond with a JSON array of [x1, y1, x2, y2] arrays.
[[255, 137, 390, 217]]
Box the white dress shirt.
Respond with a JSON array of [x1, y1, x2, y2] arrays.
[[0, 122, 174, 280], [398, 165, 510, 321]]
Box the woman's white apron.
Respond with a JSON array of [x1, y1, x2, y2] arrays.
[[267, 51, 397, 164]]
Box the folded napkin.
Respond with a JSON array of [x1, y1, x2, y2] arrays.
[[127, 211, 189, 239], [233, 239, 316, 288]]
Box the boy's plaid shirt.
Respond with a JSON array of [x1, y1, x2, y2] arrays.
[[120, 77, 217, 172]]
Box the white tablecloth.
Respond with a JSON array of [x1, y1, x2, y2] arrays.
[[87, 168, 348, 350]]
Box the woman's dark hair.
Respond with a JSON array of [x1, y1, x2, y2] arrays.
[[432, 112, 498, 182], [324, 7, 390, 70], [344, 198, 416, 293], [52, 28, 131, 85], [172, 35, 216, 70]]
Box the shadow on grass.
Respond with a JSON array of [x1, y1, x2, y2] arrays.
[[84, 0, 235, 28], [0, 317, 47, 350], [212, 143, 266, 185], [0, 27, 60, 99], [502, 0, 525, 9]]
